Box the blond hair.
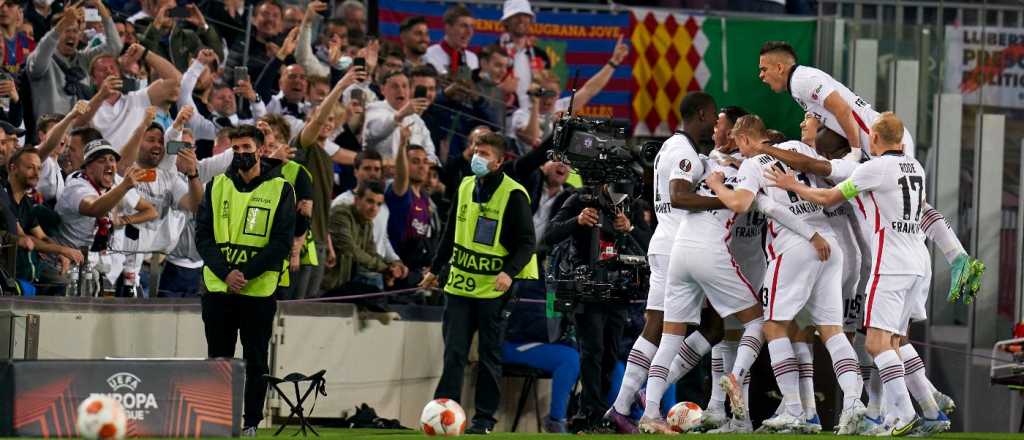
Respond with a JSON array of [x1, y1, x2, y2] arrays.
[[871, 112, 904, 147], [731, 114, 767, 139]]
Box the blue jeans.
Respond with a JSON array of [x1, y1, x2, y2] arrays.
[[158, 263, 202, 298], [608, 361, 677, 419], [501, 342, 580, 421]]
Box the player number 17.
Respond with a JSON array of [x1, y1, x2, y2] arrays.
[[896, 175, 924, 221]]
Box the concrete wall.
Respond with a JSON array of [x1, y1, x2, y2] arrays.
[[0, 299, 552, 433]]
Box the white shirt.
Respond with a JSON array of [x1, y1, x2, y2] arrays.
[[92, 89, 152, 151], [839, 152, 929, 275], [55, 172, 141, 250], [736, 141, 834, 257], [362, 100, 438, 163], [331, 190, 400, 262], [788, 65, 915, 157], [37, 156, 64, 203], [532, 184, 563, 241], [177, 60, 267, 141], [423, 44, 480, 76], [510, 97, 569, 154], [650, 132, 702, 255], [266, 93, 312, 120]]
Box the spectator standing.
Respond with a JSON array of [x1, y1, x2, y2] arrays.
[[363, 70, 436, 162], [54, 139, 157, 268], [138, 3, 223, 71], [265, 64, 310, 120], [0, 69, 22, 129], [246, 0, 287, 72], [324, 180, 406, 295], [113, 18, 136, 46], [127, 0, 171, 24], [295, 1, 350, 79], [1, 0, 35, 75], [178, 49, 266, 140], [196, 125, 295, 437], [5, 148, 84, 295], [472, 44, 514, 133], [26, 1, 122, 117], [202, 0, 246, 48], [420, 133, 538, 434], [499, 0, 548, 111], [399, 16, 429, 68], [511, 38, 627, 153], [423, 5, 477, 77], [334, 0, 366, 35], [0, 120, 22, 168], [23, 0, 60, 43], [384, 134, 437, 287], [81, 43, 182, 151], [289, 67, 364, 297], [331, 150, 399, 269], [35, 101, 90, 205]]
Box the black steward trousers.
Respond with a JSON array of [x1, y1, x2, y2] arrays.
[[433, 287, 515, 426], [575, 302, 628, 421], [201, 292, 277, 428]]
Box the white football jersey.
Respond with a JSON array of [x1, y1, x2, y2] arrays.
[[676, 159, 742, 246], [789, 65, 916, 157], [839, 152, 929, 275], [735, 141, 834, 257], [650, 132, 704, 255]]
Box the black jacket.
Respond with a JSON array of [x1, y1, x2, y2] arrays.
[[542, 190, 651, 263], [196, 162, 296, 282], [430, 171, 536, 279]]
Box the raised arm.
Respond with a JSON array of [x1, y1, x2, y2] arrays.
[[759, 143, 832, 176], [766, 168, 846, 207], [294, 2, 331, 78], [706, 172, 756, 213], [79, 168, 145, 218], [299, 67, 364, 147], [390, 125, 411, 196], [81, 2, 124, 60], [39, 101, 89, 160], [117, 107, 158, 175], [568, 35, 629, 112], [823, 91, 862, 153]]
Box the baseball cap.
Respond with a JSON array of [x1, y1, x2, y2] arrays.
[[83, 139, 121, 165], [0, 120, 25, 137], [501, 0, 534, 21]]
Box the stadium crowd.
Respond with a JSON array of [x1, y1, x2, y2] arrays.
[[0, 0, 972, 437]]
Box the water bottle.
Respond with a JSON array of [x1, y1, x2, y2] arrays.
[[66, 266, 79, 297]]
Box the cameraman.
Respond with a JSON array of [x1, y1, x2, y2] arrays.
[[543, 182, 651, 431]]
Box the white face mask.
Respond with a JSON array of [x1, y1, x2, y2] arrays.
[[36, 0, 55, 7]]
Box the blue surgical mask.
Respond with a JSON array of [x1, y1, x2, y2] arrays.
[[470, 154, 492, 177]]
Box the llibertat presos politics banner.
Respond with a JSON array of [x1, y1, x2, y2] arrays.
[[0, 359, 244, 438], [944, 25, 1024, 109]]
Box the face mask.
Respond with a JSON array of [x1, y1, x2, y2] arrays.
[[470, 154, 492, 177], [36, 0, 54, 7], [231, 152, 258, 172]]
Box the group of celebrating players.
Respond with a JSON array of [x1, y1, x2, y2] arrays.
[[602, 41, 986, 437]]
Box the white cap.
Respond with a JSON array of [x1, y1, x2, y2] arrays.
[[501, 0, 534, 21]]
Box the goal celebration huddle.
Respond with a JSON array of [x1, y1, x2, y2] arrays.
[[594, 40, 985, 437]]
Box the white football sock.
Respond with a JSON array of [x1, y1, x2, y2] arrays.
[[643, 333, 683, 419], [874, 350, 918, 422], [825, 333, 864, 410], [793, 342, 817, 415], [767, 338, 803, 418], [665, 331, 712, 385], [613, 336, 658, 414], [899, 344, 940, 419]]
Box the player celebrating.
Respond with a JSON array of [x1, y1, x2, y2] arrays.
[[708, 115, 866, 434], [605, 92, 721, 434], [757, 40, 983, 302], [755, 120, 957, 434], [637, 114, 824, 434], [767, 113, 951, 436]]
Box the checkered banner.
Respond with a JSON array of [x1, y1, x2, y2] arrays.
[[629, 9, 710, 137], [627, 8, 817, 138]]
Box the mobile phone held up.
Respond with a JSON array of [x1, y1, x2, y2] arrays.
[[352, 57, 366, 70], [414, 85, 428, 99], [166, 141, 191, 155], [138, 168, 157, 183], [234, 66, 249, 84]]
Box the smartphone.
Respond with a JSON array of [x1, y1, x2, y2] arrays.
[[125, 224, 140, 240], [166, 140, 191, 155], [234, 66, 249, 84], [168, 5, 190, 18], [352, 57, 366, 69], [84, 8, 101, 22], [138, 168, 157, 183], [414, 85, 427, 99]]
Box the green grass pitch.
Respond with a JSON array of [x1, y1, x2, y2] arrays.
[[252, 428, 1022, 440]]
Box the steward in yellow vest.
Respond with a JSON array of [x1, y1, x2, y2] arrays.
[[419, 133, 537, 432], [194, 125, 296, 431]]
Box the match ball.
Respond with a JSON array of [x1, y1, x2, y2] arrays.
[[420, 398, 467, 436], [76, 395, 127, 440], [666, 401, 703, 433]]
